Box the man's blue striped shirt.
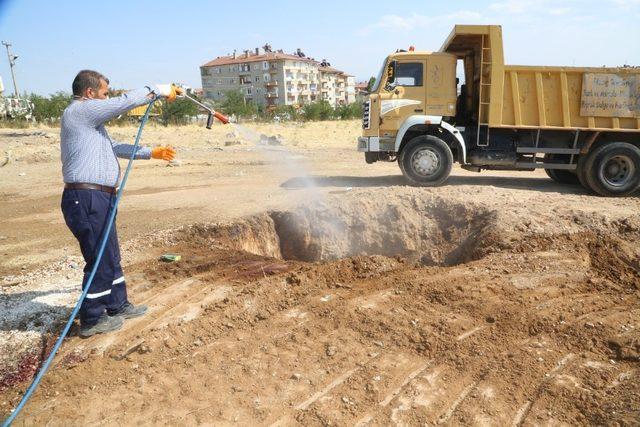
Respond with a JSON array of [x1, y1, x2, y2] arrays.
[[60, 88, 153, 187]]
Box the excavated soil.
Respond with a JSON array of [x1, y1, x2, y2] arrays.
[[1, 193, 639, 426]]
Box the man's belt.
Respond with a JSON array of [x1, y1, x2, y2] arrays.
[[64, 183, 117, 194]]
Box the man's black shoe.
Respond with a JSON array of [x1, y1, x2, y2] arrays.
[[80, 314, 124, 338], [110, 302, 148, 319]]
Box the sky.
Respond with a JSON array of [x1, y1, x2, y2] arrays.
[[0, 0, 639, 96]]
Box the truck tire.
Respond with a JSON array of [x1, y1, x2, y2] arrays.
[[582, 142, 640, 196], [543, 154, 580, 185], [576, 155, 593, 192], [399, 135, 453, 186]]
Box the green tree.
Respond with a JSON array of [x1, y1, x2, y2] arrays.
[[219, 89, 258, 118], [271, 104, 298, 121], [28, 92, 72, 122], [366, 76, 376, 92], [302, 100, 334, 121], [335, 102, 363, 120], [160, 97, 200, 125]]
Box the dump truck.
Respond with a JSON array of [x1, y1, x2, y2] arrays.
[[358, 25, 640, 196]]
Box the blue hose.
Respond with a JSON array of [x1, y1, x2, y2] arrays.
[[2, 99, 157, 426]]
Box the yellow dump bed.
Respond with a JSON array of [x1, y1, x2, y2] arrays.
[[441, 25, 640, 132], [127, 104, 161, 117], [501, 65, 640, 131]]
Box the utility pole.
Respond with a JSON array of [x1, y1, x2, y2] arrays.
[[2, 41, 19, 97]]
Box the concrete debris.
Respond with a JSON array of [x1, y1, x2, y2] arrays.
[[259, 134, 283, 146], [326, 345, 337, 357]]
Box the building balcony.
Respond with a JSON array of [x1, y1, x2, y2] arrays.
[[265, 81, 278, 87], [266, 92, 279, 98]]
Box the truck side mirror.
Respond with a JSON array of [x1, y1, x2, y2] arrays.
[[384, 60, 397, 91]]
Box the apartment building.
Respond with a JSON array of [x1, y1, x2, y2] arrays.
[[200, 47, 355, 108]]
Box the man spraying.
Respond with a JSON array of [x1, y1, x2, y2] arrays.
[[60, 70, 180, 337]]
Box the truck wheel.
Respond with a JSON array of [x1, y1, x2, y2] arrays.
[[583, 142, 640, 196], [576, 155, 593, 192], [399, 135, 453, 186], [543, 154, 580, 185]]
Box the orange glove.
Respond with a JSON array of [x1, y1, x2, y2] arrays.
[[154, 84, 184, 103], [167, 84, 184, 103], [151, 146, 176, 161]]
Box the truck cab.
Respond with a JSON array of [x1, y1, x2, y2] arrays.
[[359, 50, 460, 171], [359, 41, 478, 186]]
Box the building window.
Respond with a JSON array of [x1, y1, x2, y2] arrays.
[[263, 73, 270, 82], [246, 87, 252, 95], [263, 61, 269, 70], [201, 68, 209, 76], [255, 76, 260, 82], [240, 64, 250, 72], [396, 62, 423, 86], [271, 63, 277, 70]]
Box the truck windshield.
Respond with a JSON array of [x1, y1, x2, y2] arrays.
[[369, 57, 388, 93]]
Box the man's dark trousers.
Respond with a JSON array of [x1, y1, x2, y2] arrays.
[[61, 188, 128, 326]]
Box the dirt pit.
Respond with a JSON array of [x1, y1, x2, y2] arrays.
[[206, 196, 499, 267], [1, 192, 639, 425]]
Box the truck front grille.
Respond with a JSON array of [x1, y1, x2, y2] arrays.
[[362, 100, 371, 130]]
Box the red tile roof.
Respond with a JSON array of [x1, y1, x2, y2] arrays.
[[318, 66, 351, 76], [202, 52, 350, 76], [201, 52, 318, 67]]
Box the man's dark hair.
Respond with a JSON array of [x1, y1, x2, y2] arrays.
[[72, 70, 109, 97]]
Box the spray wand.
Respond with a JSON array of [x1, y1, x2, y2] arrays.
[[179, 92, 230, 128]]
